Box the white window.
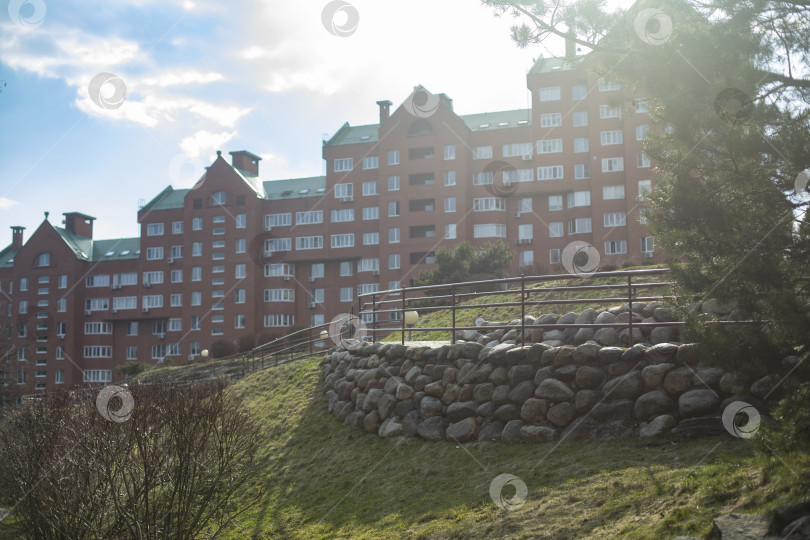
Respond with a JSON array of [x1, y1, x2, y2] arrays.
[[602, 157, 624, 172], [540, 113, 562, 127], [192, 242, 202, 257], [362, 207, 379, 220], [473, 146, 493, 160], [362, 181, 378, 196], [112, 296, 137, 311], [57, 299, 66, 312], [444, 197, 456, 213], [265, 238, 291, 252], [573, 138, 589, 153], [603, 185, 625, 200], [362, 156, 378, 170], [296, 211, 323, 225], [340, 287, 353, 303], [572, 111, 588, 126], [518, 198, 532, 213], [503, 168, 534, 184], [473, 171, 493, 185], [83, 346, 112, 359], [641, 236, 655, 253], [19, 277, 27, 291], [168, 318, 182, 332], [83, 369, 112, 382], [234, 213, 246, 229], [191, 292, 201, 306], [363, 232, 380, 245], [598, 79, 621, 92], [567, 190, 591, 208], [190, 316, 201, 330], [638, 180, 653, 198], [340, 261, 353, 276], [192, 217, 202, 230], [635, 99, 649, 113], [445, 224, 457, 239], [388, 176, 400, 191], [519, 250, 534, 267], [331, 234, 354, 248], [235, 289, 246, 304], [600, 105, 621, 119], [143, 295, 163, 308], [473, 224, 507, 238], [311, 263, 324, 279], [473, 198, 506, 212], [604, 212, 627, 227], [444, 145, 455, 160], [334, 158, 353, 172], [85, 298, 109, 311], [191, 267, 202, 281], [86, 275, 110, 288], [335, 183, 353, 199], [147, 223, 164, 236], [518, 224, 533, 241], [264, 314, 294, 327], [388, 227, 400, 243], [357, 283, 379, 296], [604, 240, 628, 254], [388, 253, 400, 270], [572, 85, 587, 100], [388, 201, 399, 216], [568, 217, 592, 235], [264, 288, 294, 302], [637, 152, 651, 168], [575, 164, 590, 179], [170, 245, 183, 259], [537, 139, 562, 154], [235, 264, 246, 279], [296, 236, 323, 250], [146, 247, 163, 260], [211, 191, 226, 205], [636, 124, 649, 140], [143, 271, 163, 286], [172, 221, 183, 234], [539, 86, 560, 101], [504, 142, 533, 157], [388, 150, 399, 165], [58, 275, 67, 288], [537, 166, 564, 180], [265, 213, 292, 229], [601, 130, 623, 145], [548, 195, 563, 211], [358, 258, 380, 273], [444, 171, 456, 186], [235, 238, 246, 254], [170, 293, 182, 307], [265, 263, 290, 277], [639, 209, 650, 225], [549, 222, 564, 238]]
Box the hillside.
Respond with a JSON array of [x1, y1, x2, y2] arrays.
[[217, 355, 809, 539]]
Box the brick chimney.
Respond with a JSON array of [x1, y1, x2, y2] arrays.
[[63, 212, 95, 238], [229, 150, 262, 176], [376, 100, 392, 124], [10, 226, 24, 249]]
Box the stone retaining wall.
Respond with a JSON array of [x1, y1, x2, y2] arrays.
[[322, 304, 797, 443]]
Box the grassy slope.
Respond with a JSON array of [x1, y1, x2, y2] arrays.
[[224, 356, 810, 539], [384, 265, 674, 342]]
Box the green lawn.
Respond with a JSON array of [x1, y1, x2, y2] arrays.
[[223, 356, 809, 539]]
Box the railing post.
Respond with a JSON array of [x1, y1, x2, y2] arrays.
[[627, 274, 634, 347], [401, 285, 406, 345], [451, 285, 457, 345], [372, 293, 377, 343], [520, 274, 526, 347]]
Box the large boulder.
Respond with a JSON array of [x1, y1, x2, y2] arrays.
[[678, 389, 721, 418], [494, 403, 522, 423], [645, 343, 679, 364], [663, 368, 694, 396], [520, 425, 558, 442], [590, 400, 634, 423], [489, 367, 509, 386], [635, 390, 676, 421], [424, 381, 444, 398], [639, 414, 677, 437], [478, 421, 505, 442], [441, 384, 460, 405], [676, 343, 703, 366], [546, 402, 575, 427], [520, 398, 548, 424], [650, 326, 679, 344], [508, 365, 535, 386], [642, 363, 675, 390], [597, 347, 625, 365], [473, 382, 495, 403], [573, 342, 601, 364], [476, 401, 495, 418], [501, 419, 524, 442], [508, 381, 536, 404], [575, 366, 605, 389], [446, 417, 477, 443], [602, 372, 644, 401], [487, 342, 515, 365], [446, 401, 478, 422], [573, 328, 596, 345], [751, 374, 781, 399], [574, 389, 599, 413], [364, 410, 381, 433], [378, 417, 404, 437], [492, 385, 511, 406], [420, 396, 443, 418], [535, 378, 575, 402], [594, 328, 620, 346], [417, 416, 445, 441]]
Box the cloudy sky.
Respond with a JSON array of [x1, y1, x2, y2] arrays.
[[1, 0, 621, 241]]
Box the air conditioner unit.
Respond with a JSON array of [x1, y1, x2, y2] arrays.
[[283, 275, 291, 281], [157, 333, 165, 340], [372, 270, 380, 276], [168, 258, 174, 265], [308, 302, 317, 309], [309, 276, 316, 282], [517, 238, 532, 245], [339, 196, 354, 203], [112, 308, 118, 314], [112, 283, 122, 290], [513, 212, 521, 218], [142, 307, 150, 313], [643, 252, 654, 258], [144, 282, 151, 288], [57, 334, 65, 340], [266, 226, 272, 232], [188, 354, 196, 362], [84, 310, 91, 316], [522, 154, 533, 161]]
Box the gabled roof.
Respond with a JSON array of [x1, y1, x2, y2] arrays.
[[460, 109, 531, 131], [263, 176, 326, 199], [139, 186, 188, 215], [232, 167, 267, 198], [325, 122, 379, 146], [0, 246, 19, 268], [90, 237, 140, 261], [54, 226, 93, 261]]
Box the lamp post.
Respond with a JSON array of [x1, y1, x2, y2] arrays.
[[404, 310, 419, 341], [201, 349, 209, 361], [319, 330, 329, 348]]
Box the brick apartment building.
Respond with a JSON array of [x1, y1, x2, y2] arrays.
[[0, 54, 659, 399]]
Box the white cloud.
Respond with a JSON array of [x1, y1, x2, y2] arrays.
[[138, 70, 224, 87], [180, 130, 235, 158], [0, 198, 20, 210]]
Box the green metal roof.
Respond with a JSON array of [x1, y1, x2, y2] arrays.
[[54, 226, 93, 261], [263, 176, 326, 200], [91, 237, 141, 261], [140, 186, 189, 214], [325, 122, 379, 146], [460, 109, 531, 131], [0, 246, 19, 268], [528, 55, 584, 75]]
